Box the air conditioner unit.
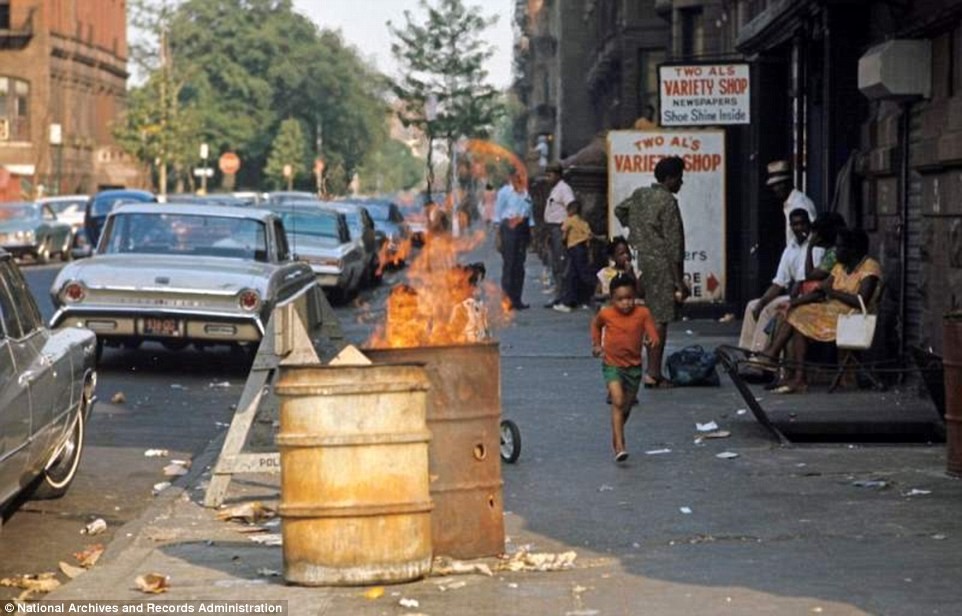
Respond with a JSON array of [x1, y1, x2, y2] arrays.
[[0, 118, 9, 141]]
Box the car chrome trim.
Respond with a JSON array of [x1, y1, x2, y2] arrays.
[[51, 306, 265, 336]]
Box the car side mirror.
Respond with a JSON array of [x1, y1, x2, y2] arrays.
[[71, 246, 93, 259]]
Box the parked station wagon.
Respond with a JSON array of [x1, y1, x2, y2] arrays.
[[0, 250, 97, 511], [0, 202, 74, 263], [49, 204, 315, 357]]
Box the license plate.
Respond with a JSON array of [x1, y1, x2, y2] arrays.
[[143, 317, 181, 337]]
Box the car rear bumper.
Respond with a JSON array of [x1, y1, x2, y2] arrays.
[[51, 306, 264, 342]]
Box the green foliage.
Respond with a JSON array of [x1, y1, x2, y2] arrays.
[[265, 118, 309, 189], [358, 139, 424, 194], [117, 0, 387, 191], [389, 0, 504, 189]]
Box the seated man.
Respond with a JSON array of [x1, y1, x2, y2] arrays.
[[739, 208, 823, 353]]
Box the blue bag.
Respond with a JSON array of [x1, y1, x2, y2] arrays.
[[666, 345, 721, 387]]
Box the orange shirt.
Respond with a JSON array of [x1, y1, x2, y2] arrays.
[[591, 305, 660, 367]]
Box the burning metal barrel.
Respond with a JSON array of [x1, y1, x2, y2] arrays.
[[365, 342, 506, 559], [275, 363, 433, 586]]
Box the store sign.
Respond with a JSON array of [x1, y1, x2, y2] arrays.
[[607, 130, 727, 303], [659, 63, 750, 126]]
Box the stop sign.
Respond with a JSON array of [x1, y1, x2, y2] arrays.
[[218, 152, 241, 175]]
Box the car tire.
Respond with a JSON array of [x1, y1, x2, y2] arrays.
[[31, 404, 86, 500], [95, 339, 104, 363]]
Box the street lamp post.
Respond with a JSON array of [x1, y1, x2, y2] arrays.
[[49, 123, 63, 195], [199, 143, 209, 195]]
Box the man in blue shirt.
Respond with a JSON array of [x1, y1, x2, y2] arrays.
[[495, 169, 534, 310]]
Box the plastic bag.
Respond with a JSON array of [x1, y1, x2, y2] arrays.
[[666, 345, 720, 386]]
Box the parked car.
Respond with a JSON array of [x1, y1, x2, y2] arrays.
[[399, 202, 428, 246], [316, 201, 380, 286], [50, 203, 315, 358], [84, 189, 156, 252], [0, 202, 74, 263], [266, 202, 365, 303], [344, 198, 411, 267], [39, 195, 89, 231], [0, 249, 97, 511], [266, 191, 318, 205]]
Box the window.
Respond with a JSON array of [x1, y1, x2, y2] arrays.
[[680, 8, 705, 59], [639, 48, 667, 119], [0, 2, 10, 30], [0, 77, 31, 141], [273, 220, 290, 261], [1, 261, 42, 335]]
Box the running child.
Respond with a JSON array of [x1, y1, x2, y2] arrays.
[[590, 273, 660, 462]]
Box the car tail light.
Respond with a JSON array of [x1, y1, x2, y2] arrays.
[[62, 281, 86, 303], [238, 289, 261, 312]]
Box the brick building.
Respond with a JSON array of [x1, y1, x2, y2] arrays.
[[514, 0, 961, 361], [0, 0, 139, 198]]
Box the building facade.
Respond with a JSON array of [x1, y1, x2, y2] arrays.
[[514, 0, 961, 359], [0, 0, 138, 198]]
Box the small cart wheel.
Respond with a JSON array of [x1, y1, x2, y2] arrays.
[[500, 419, 521, 463]]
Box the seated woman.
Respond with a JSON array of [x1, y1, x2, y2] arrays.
[[758, 228, 881, 394], [796, 212, 846, 294]]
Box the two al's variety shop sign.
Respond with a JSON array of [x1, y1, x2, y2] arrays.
[[607, 130, 726, 303], [659, 63, 750, 127]]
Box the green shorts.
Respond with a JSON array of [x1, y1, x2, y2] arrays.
[[602, 364, 643, 394]]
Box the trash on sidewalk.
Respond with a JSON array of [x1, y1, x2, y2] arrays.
[[58, 561, 86, 579], [256, 568, 281, 577], [716, 452, 740, 459], [169, 384, 187, 390], [82, 518, 107, 535], [718, 313, 736, 323], [645, 448, 672, 455], [144, 449, 169, 458], [439, 580, 468, 591], [904, 489, 932, 497], [736, 409, 748, 416], [694, 430, 731, 444], [497, 548, 577, 572], [152, 481, 172, 495], [363, 586, 385, 600], [852, 479, 889, 489], [163, 460, 191, 477], [216, 501, 277, 524], [431, 556, 494, 577], [209, 381, 231, 388], [110, 392, 126, 404], [73, 544, 105, 569], [248, 533, 282, 546], [0, 572, 61, 600], [399, 598, 420, 608], [134, 572, 170, 594], [679, 507, 693, 514], [696, 421, 719, 432], [598, 484, 614, 492]]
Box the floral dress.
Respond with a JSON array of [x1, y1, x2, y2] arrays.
[[614, 184, 685, 324], [787, 257, 882, 342]]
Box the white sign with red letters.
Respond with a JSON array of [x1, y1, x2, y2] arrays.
[[659, 63, 750, 126], [607, 130, 726, 303]]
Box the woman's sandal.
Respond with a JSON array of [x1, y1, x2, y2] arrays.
[[772, 383, 807, 395], [643, 376, 674, 389], [746, 353, 780, 373]]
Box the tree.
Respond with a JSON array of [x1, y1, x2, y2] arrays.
[[389, 0, 503, 196], [358, 139, 424, 195], [265, 118, 308, 190], [117, 0, 388, 191]]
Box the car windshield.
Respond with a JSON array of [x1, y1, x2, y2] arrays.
[[102, 212, 268, 261], [92, 196, 144, 217], [47, 200, 87, 216], [0, 204, 39, 220], [360, 201, 400, 222], [276, 211, 340, 240]]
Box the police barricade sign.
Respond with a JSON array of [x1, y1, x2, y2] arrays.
[[607, 130, 726, 303]]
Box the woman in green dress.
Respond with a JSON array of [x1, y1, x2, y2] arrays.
[[614, 156, 689, 388]]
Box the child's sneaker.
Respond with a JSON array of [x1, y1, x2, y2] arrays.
[[553, 303, 572, 313], [615, 451, 629, 463]]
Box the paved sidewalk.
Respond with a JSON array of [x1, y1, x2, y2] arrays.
[[46, 244, 959, 616]]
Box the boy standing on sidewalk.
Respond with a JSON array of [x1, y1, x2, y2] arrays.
[[554, 201, 598, 312], [591, 274, 660, 462]]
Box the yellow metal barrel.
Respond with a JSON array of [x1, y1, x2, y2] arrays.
[[275, 363, 432, 586]]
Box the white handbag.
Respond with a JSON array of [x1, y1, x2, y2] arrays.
[[836, 295, 877, 350]]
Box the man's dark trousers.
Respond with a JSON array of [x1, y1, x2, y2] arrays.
[[500, 221, 529, 308]]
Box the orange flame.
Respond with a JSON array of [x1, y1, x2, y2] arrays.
[[366, 228, 513, 349]]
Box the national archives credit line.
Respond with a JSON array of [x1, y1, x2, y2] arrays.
[[4, 602, 287, 614]]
